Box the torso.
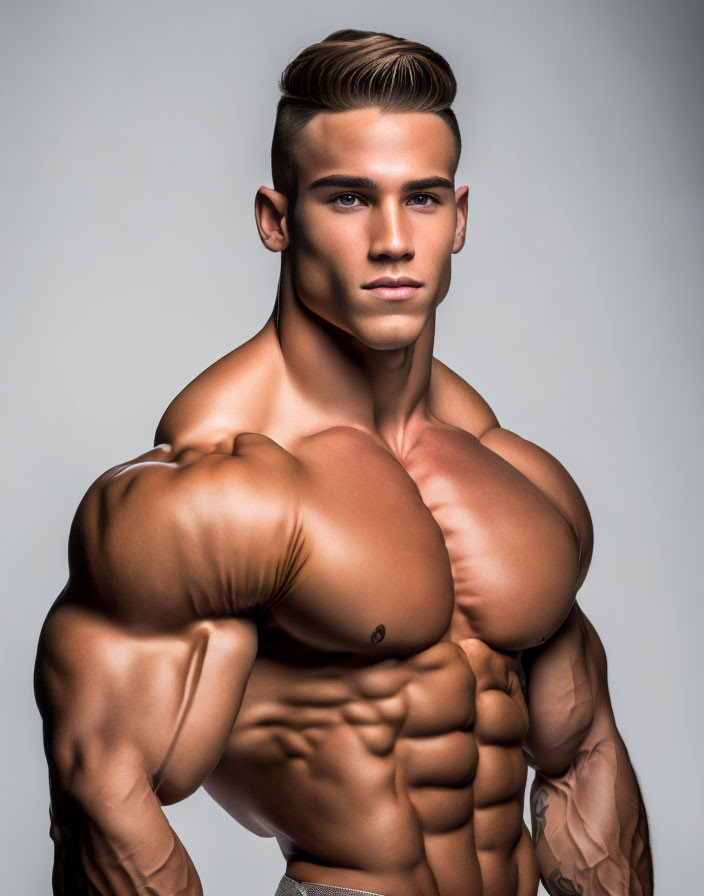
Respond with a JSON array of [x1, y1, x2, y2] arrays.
[[195, 407, 580, 896]]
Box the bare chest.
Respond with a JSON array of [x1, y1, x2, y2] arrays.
[[271, 424, 579, 655]]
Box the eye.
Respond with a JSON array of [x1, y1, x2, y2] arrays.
[[408, 193, 438, 207], [333, 193, 362, 208]]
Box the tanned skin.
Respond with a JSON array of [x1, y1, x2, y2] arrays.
[[35, 108, 653, 896]]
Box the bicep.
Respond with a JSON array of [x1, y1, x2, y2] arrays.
[[37, 601, 257, 806], [36, 600, 257, 894], [523, 603, 615, 775], [37, 608, 257, 894]]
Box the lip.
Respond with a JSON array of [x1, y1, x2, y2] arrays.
[[363, 277, 422, 288], [362, 277, 423, 301]]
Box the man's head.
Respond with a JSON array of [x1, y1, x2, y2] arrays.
[[256, 31, 468, 352]]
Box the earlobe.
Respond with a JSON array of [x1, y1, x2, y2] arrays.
[[255, 187, 290, 252], [452, 185, 469, 254]]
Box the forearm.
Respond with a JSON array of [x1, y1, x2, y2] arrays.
[[50, 773, 202, 895], [530, 733, 652, 895]]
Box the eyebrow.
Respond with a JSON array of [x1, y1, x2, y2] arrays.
[[307, 175, 455, 192]]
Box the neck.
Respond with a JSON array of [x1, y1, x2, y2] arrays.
[[271, 257, 435, 451]]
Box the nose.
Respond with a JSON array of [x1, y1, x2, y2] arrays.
[[368, 199, 414, 261]]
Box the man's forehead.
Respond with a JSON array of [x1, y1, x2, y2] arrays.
[[296, 108, 457, 187]]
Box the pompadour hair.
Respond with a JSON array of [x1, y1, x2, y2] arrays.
[[271, 30, 461, 202]]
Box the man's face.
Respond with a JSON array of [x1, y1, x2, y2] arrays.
[[284, 107, 468, 351]]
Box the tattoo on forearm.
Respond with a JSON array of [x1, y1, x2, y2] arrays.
[[548, 869, 584, 895], [531, 786, 549, 846]]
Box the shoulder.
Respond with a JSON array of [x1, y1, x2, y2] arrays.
[[429, 359, 592, 585], [154, 328, 281, 454], [70, 437, 303, 629]]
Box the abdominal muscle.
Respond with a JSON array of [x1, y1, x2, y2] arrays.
[[462, 638, 538, 896], [205, 639, 536, 896]]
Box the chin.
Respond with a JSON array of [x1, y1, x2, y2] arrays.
[[351, 316, 427, 351]]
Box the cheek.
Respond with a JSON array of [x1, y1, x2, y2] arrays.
[[287, 221, 350, 317], [292, 213, 362, 283], [417, 226, 455, 282], [423, 212, 458, 253]]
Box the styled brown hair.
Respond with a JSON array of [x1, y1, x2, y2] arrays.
[[272, 29, 461, 202]]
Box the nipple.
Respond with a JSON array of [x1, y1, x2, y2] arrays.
[[370, 624, 386, 645]]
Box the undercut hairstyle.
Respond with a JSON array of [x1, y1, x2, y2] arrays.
[[272, 29, 462, 203]]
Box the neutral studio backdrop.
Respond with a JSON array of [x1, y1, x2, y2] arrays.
[[2, 1, 702, 892]]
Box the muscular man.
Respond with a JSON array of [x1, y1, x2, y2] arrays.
[[35, 30, 653, 896]]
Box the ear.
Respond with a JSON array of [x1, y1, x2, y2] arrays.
[[255, 187, 290, 252], [452, 185, 469, 254]]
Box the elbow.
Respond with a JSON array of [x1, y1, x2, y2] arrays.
[[50, 731, 149, 835]]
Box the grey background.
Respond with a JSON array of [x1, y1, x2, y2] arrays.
[[2, 0, 702, 892]]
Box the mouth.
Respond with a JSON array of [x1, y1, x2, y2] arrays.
[[362, 277, 423, 301]]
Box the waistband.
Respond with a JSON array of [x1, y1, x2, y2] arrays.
[[274, 873, 385, 896]]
